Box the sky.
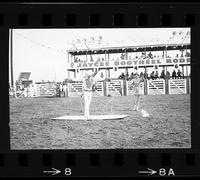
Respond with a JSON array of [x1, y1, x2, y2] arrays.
[[9, 28, 190, 83]]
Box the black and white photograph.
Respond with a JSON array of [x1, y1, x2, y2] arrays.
[[9, 28, 191, 149]]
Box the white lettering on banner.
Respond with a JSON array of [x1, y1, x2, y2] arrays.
[[69, 58, 190, 69]]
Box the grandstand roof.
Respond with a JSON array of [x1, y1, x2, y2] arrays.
[[67, 29, 190, 56]]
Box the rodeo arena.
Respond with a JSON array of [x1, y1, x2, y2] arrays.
[[10, 31, 191, 99], [9, 29, 191, 149]]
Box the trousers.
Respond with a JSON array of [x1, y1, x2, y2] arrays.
[[83, 91, 92, 116]]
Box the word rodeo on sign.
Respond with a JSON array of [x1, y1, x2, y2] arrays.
[[69, 58, 190, 69]]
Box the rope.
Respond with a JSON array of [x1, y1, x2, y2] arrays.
[[102, 96, 114, 114]]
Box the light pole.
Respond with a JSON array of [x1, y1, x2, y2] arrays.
[[10, 29, 14, 87]]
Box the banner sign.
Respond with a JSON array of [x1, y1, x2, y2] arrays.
[[68, 58, 190, 69]]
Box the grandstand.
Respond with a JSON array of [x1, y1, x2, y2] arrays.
[[66, 30, 190, 97]]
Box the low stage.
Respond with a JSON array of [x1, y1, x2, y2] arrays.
[[52, 115, 129, 120]]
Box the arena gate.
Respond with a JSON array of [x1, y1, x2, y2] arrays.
[[106, 79, 123, 96], [67, 81, 104, 97], [168, 79, 187, 94], [92, 81, 104, 97], [126, 80, 144, 95], [147, 79, 165, 95], [67, 82, 82, 97], [36, 83, 56, 97]]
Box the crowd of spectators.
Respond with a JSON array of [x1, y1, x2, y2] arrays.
[[128, 50, 190, 60], [118, 69, 185, 80], [73, 50, 191, 63]]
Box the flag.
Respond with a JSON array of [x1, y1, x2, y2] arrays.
[[76, 39, 81, 44], [172, 31, 176, 36]]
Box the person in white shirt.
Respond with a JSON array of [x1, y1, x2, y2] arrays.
[[131, 73, 150, 117], [62, 83, 67, 97], [131, 73, 144, 111], [59, 83, 63, 97], [82, 68, 98, 118]]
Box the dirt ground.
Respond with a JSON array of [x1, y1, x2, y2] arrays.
[[9, 94, 191, 149]]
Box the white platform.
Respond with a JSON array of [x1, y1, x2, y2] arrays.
[[52, 115, 129, 120]]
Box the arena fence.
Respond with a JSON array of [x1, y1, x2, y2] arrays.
[[67, 81, 104, 97], [106, 79, 123, 96], [67, 78, 190, 97], [91, 81, 104, 97], [15, 77, 191, 98], [67, 82, 83, 97], [168, 79, 187, 94], [36, 83, 56, 97], [147, 79, 166, 95]]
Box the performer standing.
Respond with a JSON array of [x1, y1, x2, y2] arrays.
[[59, 83, 63, 98], [131, 73, 144, 111], [82, 68, 98, 118], [62, 83, 67, 97]]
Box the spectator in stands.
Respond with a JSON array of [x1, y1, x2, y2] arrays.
[[90, 55, 94, 62], [177, 69, 182, 79], [160, 69, 165, 79], [140, 72, 144, 78], [185, 51, 190, 57], [144, 71, 148, 79], [155, 71, 159, 79], [166, 71, 171, 79], [125, 72, 129, 79], [141, 52, 146, 59], [74, 57, 78, 62], [118, 73, 125, 79], [148, 52, 153, 59], [130, 72, 134, 79], [150, 71, 155, 80], [172, 70, 177, 79]]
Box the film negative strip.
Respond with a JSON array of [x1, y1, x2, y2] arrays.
[[0, 1, 200, 177]]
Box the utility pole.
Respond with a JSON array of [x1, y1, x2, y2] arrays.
[[10, 29, 14, 87]]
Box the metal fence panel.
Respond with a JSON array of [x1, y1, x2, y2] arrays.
[[147, 79, 165, 95], [106, 79, 123, 96], [168, 79, 187, 94]]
